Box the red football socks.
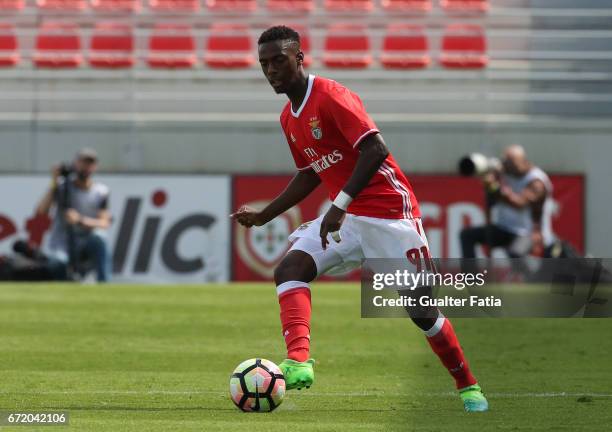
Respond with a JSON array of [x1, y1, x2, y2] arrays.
[[425, 316, 477, 389], [277, 282, 311, 362]]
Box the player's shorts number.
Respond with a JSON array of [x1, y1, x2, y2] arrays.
[[406, 246, 434, 273]]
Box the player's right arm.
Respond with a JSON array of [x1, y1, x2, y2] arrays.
[[231, 168, 320, 228]]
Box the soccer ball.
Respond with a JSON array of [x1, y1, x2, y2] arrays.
[[229, 358, 286, 412]]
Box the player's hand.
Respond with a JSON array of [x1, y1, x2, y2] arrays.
[[65, 208, 81, 225], [320, 205, 346, 250], [230, 205, 267, 228]]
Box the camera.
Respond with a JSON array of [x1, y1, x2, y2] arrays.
[[458, 153, 501, 177], [59, 162, 73, 177]]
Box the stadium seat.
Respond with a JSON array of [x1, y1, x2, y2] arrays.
[[266, 0, 313, 13], [206, 0, 257, 12], [0, 25, 19, 67], [299, 30, 312, 68], [37, 0, 86, 9], [323, 24, 371, 69], [149, 0, 199, 11], [439, 24, 488, 69], [34, 23, 82, 68], [381, 24, 429, 69], [440, 0, 489, 13], [324, 0, 373, 11], [381, 0, 431, 12], [90, 0, 140, 11], [0, 0, 25, 10], [147, 24, 196, 69], [89, 23, 134, 69], [205, 24, 254, 69]]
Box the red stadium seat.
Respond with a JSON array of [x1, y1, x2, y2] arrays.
[[440, 0, 488, 13], [266, 0, 313, 13], [0, 24, 19, 67], [89, 23, 134, 69], [299, 30, 312, 68], [323, 24, 371, 69], [440, 24, 487, 69], [324, 0, 373, 11], [205, 24, 254, 69], [381, 0, 431, 12], [0, 0, 25, 10], [91, 0, 140, 11], [381, 24, 429, 69], [37, 0, 86, 9], [206, 0, 256, 11], [271, 25, 312, 67], [149, 0, 199, 11], [34, 23, 82, 68], [148, 24, 196, 68]]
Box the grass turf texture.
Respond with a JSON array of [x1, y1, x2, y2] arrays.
[[1, 283, 611, 431]]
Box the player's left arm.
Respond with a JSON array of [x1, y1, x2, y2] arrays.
[[498, 179, 547, 210], [319, 133, 389, 249]]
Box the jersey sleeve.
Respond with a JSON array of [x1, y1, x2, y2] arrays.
[[322, 87, 379, 149], [280, 113, 312, 171]]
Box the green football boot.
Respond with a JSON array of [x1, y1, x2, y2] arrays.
[[459, 384, 489, 412], [278, 359, 315, 390]]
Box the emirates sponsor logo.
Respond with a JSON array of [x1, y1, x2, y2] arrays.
[[310, 150, 343, 173]]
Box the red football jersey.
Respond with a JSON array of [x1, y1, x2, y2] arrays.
[[280, 74, 421, 219]]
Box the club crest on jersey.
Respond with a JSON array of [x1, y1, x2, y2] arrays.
[[309, 117, 323, 140]]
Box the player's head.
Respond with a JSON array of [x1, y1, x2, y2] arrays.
[[73, 148, 98, 181], [258, 26, 305, 94], [502, 144, 529, 176]]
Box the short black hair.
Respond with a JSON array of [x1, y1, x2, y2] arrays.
[[258, 25, 300, 46]]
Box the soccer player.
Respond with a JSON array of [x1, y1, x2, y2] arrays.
[[231, 26, 488, 412]]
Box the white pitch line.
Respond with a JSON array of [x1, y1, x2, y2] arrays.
[[1, 390, 611, 398]]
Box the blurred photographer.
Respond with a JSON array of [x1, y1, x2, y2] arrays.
[[35, 148, 112, 282], [459, 144, 554, 258]]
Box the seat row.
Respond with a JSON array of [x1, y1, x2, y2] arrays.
[[0, 0, 488, 13], [0, 23, 487, 69]]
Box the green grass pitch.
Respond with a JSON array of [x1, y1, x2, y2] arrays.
[[1, 283, 611, 431]]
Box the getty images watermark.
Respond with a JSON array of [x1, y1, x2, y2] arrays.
[[361, 258, 612, 318]]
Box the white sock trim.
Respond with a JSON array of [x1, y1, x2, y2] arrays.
[[424, 313, 446, 338], [276, 281, 310, 296]]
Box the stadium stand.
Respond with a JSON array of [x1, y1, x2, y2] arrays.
[[266, 0, 314, 13], [148, 0, 200, 11], [0, 24, 18, 67], [381, 24, 429, 69], [298, 28, 312, 67], [90, 0, 140, 11], [204, 23, 254, 68], [33, 23, 82, 68], [89, 22, 134, 68], [380, 0, 431, 12], [0, 0, 610, 125], [323, 24, 372, 69], [439, 0, 489, 13], [439, 24, 487, 68], [0, 0, 24, 9], [324, 0, 373, 12], [36, 0, 87, 10], [206, 0, 257, 12], [147, 24, 196, 68]]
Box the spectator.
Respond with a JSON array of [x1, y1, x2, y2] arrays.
[[460, 144, 555, 258], [36, 148, 112, 282]]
